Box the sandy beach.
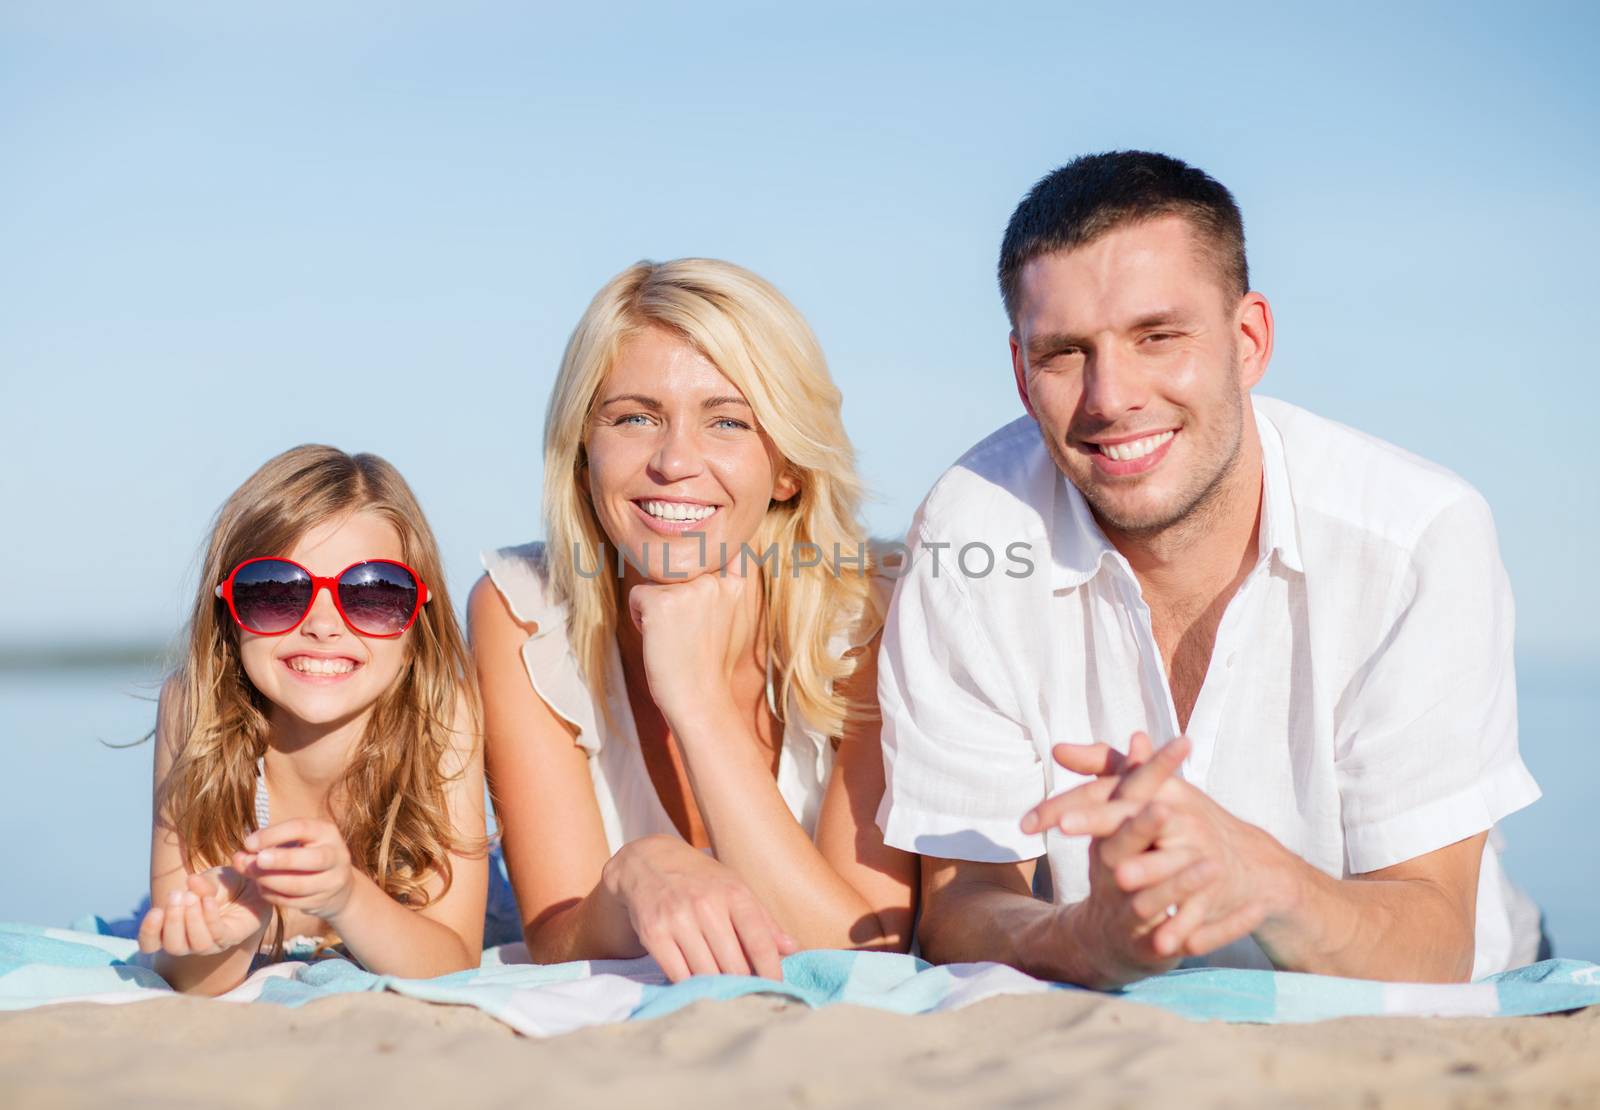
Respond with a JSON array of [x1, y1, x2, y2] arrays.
[[3, 990, 1596, 1108]]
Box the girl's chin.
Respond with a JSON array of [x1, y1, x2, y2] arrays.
[[265, 680, 392, 727]]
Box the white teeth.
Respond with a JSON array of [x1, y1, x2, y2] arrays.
[[1101, 430, 1174, 461], [287, 656, 357, 676], [640, 500, 717, 522]]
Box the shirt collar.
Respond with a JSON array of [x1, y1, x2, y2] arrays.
[[1048, 466, 1121, 591], [1046, 397, 1304, 591], [1255, 400, 1304, 575]]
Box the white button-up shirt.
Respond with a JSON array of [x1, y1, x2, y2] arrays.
[[877, 396, 1543, 976]]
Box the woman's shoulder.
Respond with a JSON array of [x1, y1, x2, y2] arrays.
[[475, 542, 557, 630], [831, 552, 899, 657]]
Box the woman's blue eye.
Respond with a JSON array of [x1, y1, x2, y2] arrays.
[[714, 417, 751, 431], [613, 413, 652, 426]]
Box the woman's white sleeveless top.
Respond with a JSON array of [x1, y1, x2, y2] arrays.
[[482, 542, 883, 852]]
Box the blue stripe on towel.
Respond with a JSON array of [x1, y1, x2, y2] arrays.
[[2, 922, 1596, 1029]]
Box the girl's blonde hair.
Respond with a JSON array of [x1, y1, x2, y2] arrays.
[[160, 445, 479, 919], [543, 258, 883, 737]]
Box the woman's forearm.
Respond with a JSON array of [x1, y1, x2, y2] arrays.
[[518, 873, 646, 965], [670, 702, 905, 950]]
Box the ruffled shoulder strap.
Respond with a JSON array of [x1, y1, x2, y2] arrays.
[[779, 569, 896, 784], [480, 542, 556, 627], [828, 567, 895, 659], [480, 542, 603, 755]]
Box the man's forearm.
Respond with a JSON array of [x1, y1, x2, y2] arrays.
[[919, 881, 1126, 989], [1255, 856, 1477, 982]]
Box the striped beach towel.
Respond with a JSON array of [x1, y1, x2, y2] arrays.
[[2, 922, 1595, 1035]]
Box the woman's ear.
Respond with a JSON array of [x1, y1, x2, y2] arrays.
[[772, 467, 801, 503]]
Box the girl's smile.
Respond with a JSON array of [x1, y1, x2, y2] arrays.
[[238, 510, 410, 729], [279, 651, 365, 682]]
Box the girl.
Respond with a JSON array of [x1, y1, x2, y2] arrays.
[[472, 258, 916, 982], [137, 446, 487, 996]]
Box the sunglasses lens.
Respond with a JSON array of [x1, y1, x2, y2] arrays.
[[230, 561, 313, 634], [337, 562, 419, 636]]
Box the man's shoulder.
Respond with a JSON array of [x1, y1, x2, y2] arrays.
[[913, 415, 1054, 544], [1258, 396, 1492, 553]]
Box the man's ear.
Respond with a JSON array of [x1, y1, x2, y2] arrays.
[[1236, 292, 1274, 391], [1010, 332, 1038, 419]]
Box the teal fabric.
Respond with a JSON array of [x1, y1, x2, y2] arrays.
[[3, 921, 1597, 1026]]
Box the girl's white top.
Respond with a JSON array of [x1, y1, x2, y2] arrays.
[[252, 757, 330, 959], [481, 542, 885, 853]]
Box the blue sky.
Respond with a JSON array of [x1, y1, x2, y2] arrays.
[[3, 1, 1596, 658]]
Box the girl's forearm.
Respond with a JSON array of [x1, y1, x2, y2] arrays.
[[670, 703, 903, 950], [153, 942, 260, 997], [324, 873, 478, 978]]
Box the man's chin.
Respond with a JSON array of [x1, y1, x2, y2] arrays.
[[1079, 484, 1188, 537]]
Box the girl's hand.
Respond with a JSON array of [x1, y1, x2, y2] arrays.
[[601, 835, 797, 982], [235, 818, 357, 922], [136, 867, 271, 958], [628, 557, 761, 721]]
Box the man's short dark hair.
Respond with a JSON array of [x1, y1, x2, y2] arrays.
[[998, 151, 1249, 323]]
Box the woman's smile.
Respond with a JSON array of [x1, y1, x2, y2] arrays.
[[630, 497, 723, 535]]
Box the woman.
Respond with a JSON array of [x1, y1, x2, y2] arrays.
[[470, 258, 914, 981]]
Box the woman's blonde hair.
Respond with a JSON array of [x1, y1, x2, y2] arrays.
[[160, 445, 479, 927], [543, 258, 883, 737]]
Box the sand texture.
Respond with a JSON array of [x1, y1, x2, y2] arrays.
[[2, 990, 1597, 1108]]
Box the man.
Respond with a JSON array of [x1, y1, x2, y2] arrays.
[[876, 151, 1542, 986]]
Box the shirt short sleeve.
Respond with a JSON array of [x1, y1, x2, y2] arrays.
[[875, 531, 1047, 863], [1336, 492, 1541, 873]]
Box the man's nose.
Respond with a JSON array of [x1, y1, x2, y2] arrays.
[[648, 423, 705, 483], [1080, 345, 1148, 422]]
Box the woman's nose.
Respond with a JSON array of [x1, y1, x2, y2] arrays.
[[648, 424, 705, 483]]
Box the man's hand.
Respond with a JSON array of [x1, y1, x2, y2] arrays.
[[1023, 732, 1277, 979]]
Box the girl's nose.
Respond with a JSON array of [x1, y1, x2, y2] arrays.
[[299, 585, 345, 637]]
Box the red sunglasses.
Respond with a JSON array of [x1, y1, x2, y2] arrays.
[[215, 557, 430, 638]]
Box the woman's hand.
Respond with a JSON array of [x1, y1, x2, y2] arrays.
[[136, 866, 271, 958], [627, 558, 761, 722], [601, 834, 797, 982], [234, 818, 358, 923]]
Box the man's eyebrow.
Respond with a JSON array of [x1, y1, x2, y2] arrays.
[[1025, 332, 1087, 360], [1026, 311, 1195, 358], [1128, 309, 1192, 331]]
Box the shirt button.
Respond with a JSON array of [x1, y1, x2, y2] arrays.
[[1226, 652, 1237, 668]]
